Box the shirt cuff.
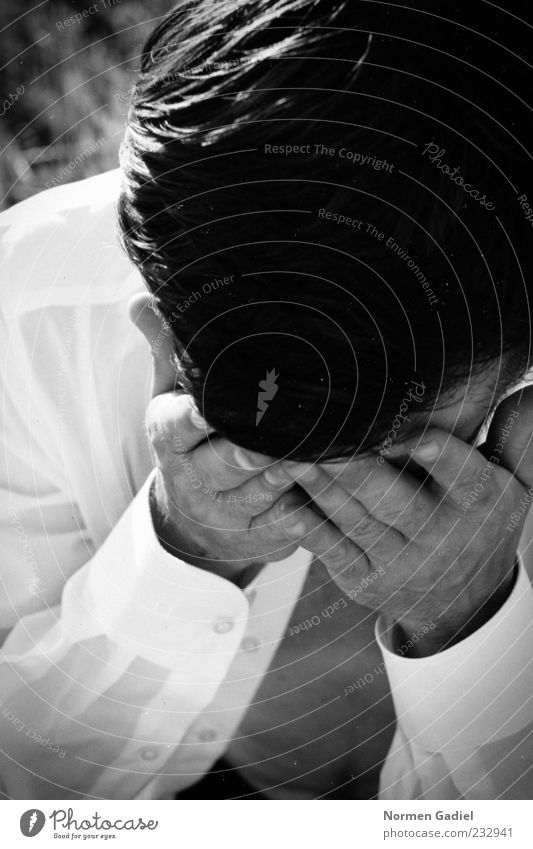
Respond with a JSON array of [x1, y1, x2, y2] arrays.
[[375, 554, 533, 750], [83, 468, 249, 672]]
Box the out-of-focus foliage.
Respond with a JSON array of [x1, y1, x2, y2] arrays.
[[0, 0, 174, 209]]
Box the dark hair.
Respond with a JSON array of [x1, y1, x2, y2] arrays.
[[118, 0, 532, 461]]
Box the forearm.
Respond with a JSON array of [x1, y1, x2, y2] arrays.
[[0, 472, 249, 798]]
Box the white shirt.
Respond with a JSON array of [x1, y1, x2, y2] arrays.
[[0, 169, 532, 800]]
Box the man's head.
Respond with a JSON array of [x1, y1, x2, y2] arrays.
[[118, 0, 531, 462]]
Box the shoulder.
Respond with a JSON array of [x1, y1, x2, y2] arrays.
[[0, 169, 139, 321], [0, 168, 123, 230]]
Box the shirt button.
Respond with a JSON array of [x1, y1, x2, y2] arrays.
[[241, 636, 260, 652], [213, 618, 234, 634], [140, 747, 159, 761], [198, 728, 217, 743]]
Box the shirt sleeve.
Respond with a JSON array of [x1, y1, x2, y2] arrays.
[[375, 556, 533, 799], [0, 198, 250, 800], [0, 467, 249, 800]]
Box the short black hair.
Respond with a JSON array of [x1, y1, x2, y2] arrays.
[[118, 0, 532, 461]]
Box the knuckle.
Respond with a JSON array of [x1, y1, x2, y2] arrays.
[[249, 490, 275, 513], [251, 506, 284, 536], [375, 500, 407, 529], [145, 392, 167, 421], [347, 510, 374, 540], [324, 541, 353, 570], [145, 400, 170, 444], [146, 394, 194, 444], [146, 419, 169, 455]]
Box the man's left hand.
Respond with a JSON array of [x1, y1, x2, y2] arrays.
[[257, 390, 533, 656]]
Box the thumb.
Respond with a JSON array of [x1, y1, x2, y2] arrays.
[[482, 386, 533, 488], [128, 293, 181, 398]]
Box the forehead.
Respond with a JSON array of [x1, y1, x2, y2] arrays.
[[323, 357, 522, 473], [402, 359, 509, 445]]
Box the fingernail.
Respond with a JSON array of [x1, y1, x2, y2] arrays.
[[412, 441, 440, 461], [264, 466, 289, 487], [234, 446, 258, 470], [284, 521, 307, 537]]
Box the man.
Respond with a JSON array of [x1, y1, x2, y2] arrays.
[[0, 0, 532, 799]]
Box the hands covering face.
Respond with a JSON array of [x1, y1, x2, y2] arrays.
[[130, 292, 533, 650], [257, 395, 533, 654]]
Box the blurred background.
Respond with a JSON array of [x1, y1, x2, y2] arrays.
[[0, 0, 174, 210]]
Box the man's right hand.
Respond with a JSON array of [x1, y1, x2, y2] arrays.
[[128, 294, 301, 584]]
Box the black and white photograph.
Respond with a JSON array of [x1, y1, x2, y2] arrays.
[[0, 0, 532, 842]]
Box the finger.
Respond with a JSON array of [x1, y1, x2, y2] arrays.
[[259, 494, 370, 593], [483, 386, 533, 487], [317, 453, 434, 532], [248, 485, 307, 535], [384, 427, 490, 498], [282, 462, 406, 553], [191, 438, 277, 491], [218, 474, 294, 517], [128, 293, 180, 397], [220, 460, 296, 516], [226, 487, 303, 563], [145, 392, 215, 455]]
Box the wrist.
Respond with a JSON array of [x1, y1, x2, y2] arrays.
[[395, 560, 519, 658], [149, 473, 260, 587]]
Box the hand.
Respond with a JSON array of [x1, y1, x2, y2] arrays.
[[258, 389, 533, 655], [128, 294, 299, 583]]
